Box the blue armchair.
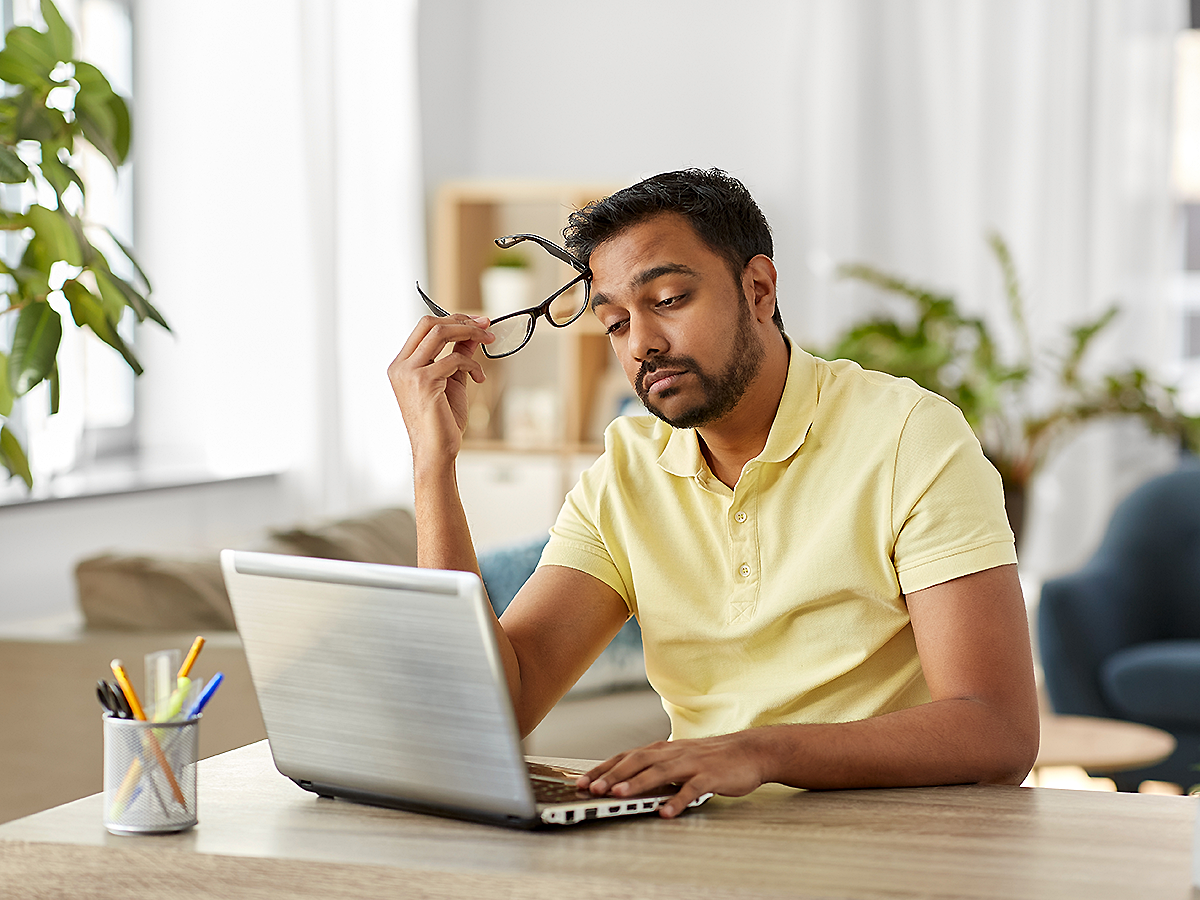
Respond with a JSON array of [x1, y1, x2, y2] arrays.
[[476, 535, 647, 696], [1037, 463, 1200, 790]]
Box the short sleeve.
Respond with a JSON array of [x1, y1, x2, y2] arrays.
[[539, 454, 633, 609], [891, 396, 1017, 594]]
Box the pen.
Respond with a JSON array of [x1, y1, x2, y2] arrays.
[[186, 671, 223, 717], [153, 635, 206, 722], [110, 659, 188, 810]]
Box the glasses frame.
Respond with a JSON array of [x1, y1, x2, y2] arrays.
[[416, 233, 592, 359]]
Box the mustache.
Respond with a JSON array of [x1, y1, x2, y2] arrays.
[[637, 355, 698, 389]]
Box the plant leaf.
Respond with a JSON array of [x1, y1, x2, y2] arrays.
[[104, 226, 153, 294], [40, 0, 74, 63], [71, 62, 122, 167], [24, 203, 83, 266], [9, 91, 66, 143], [107, 92, 130, 162], [11, 262, 51, 298], [92, 268, 126, 321], [0, 350, 13, 416], [0, 425, 32, 488], [0, 26, 56, 88], [48, 360, 59, 414], [8, 23, 57, 73], [62, 279, 143, 375], [0, 145, 29, 184], [9, 300, 62, 394], [38, 149, 84, 199], [98, 268, 168, 331]]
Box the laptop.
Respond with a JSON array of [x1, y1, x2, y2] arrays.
[[220, 549, 710, 828]]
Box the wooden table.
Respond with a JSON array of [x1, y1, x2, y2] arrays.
[[1036, 714, 1178, 776], [0, 741, 1196, 899]]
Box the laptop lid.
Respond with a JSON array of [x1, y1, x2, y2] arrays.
[[220, 549, 541, 827]]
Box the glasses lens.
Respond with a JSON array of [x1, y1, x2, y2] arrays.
[[486, 314, 535, 357], [546, 275, 589, 326]]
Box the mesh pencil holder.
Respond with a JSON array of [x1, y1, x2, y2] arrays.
[[103, 713, 200, 834]]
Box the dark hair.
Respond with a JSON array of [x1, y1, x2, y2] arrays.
[[564, 167, 783, 331]]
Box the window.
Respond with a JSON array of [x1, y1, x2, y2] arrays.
[[1172, 24, 1200, 411], [1, 0, 137, 492]]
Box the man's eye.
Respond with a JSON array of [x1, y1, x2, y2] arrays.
[[657, 294, 685, 308], [605, 319, 628, 336]]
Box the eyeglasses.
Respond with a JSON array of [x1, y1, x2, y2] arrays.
[[416, 233, 592, 359]]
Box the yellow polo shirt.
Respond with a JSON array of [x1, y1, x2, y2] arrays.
[[540, 346, 1016, 739]]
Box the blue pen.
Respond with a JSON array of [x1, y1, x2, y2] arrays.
[[186, 672, 224, 718]]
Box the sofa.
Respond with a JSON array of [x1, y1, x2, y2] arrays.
[[0, 507, 668, 825]]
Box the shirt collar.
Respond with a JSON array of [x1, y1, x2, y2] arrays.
[[657, 337, 818, 477]]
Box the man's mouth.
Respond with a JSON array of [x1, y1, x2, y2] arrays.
[[641, 367, 687, 396]]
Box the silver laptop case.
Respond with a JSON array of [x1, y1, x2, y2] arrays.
[[221, 549, 542, 827]]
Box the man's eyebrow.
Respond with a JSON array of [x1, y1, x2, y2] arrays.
[[590, 263, 701, 311]]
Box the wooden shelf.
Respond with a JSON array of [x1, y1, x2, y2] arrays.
[[431, 180, 632, 452]]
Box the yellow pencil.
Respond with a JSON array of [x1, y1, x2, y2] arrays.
[[110, 659, 188, 810], [178, 636, 205, 679]]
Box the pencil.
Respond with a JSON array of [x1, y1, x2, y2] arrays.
[[178, 636, 205, 679], [110, 659, 188, 810]]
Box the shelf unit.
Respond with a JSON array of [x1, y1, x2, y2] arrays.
[[428, 180, 634, 543], [430, 180, 634, 456]]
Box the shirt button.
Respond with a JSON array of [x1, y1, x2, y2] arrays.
[[739, 564, 751, 578], [734, 511, 747, 524]]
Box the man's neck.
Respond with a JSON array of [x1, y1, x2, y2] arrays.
[[696, 335, 790, 489]]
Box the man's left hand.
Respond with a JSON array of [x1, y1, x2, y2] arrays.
[[576, 731, 771, 818]]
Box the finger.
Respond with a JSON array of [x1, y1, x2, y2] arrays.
[[403, 317, 493, 366], [657, 780, 709, 819], [420, 350, 487, 388], [588, 746, 676, 796], [398, 313, 486, 360], [577, 752, 630, 790]]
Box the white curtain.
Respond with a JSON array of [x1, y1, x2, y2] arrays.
[[767, 0, 1188, 580], [135, 0, 423, 521]]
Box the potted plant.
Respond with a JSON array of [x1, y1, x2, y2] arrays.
[[828, 232, 1200, 547], [0, 0, 166, 488]]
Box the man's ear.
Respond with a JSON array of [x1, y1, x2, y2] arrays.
[[742, 255, 778, 324]]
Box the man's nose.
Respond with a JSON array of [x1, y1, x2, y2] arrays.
[[629, 313, 666, 363]]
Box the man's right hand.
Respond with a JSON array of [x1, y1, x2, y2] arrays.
[[387, 313, 494, 465]]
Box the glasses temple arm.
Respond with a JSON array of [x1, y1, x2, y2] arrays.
[[494, 233, 590, 274]]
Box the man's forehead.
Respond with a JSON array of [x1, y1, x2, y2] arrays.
[[589, 215, 715, 302]]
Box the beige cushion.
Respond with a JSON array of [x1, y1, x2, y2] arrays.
[[75, 508, 418, 631], [75, 555, 235, 631], [267, 507, 418, 566]]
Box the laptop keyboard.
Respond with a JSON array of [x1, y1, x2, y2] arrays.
[[530, 776, 591, 803]]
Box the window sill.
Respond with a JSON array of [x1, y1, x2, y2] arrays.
[[0, 458, 281, 509]]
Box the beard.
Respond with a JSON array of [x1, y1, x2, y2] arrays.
[[635, 298, 766, 429]]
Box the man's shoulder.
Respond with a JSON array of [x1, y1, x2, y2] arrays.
[[812, 355, 956, 421], [601, 414, 673, 458]]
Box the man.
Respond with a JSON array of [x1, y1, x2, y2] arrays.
[[388, 168, 1039, 818]]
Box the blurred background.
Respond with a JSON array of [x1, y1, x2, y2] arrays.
[[2, 0, 1198, 628]]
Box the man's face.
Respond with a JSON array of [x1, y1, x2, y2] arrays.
[[589, 214, 766, 429]]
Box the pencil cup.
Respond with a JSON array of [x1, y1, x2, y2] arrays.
[[103, 713, 199, 834]]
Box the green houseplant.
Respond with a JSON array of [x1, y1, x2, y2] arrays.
[[0, 0, 165, 487], [829, 232, 1200, 546]]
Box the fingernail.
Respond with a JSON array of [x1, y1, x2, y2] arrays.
[[612, 782, 629, 796]]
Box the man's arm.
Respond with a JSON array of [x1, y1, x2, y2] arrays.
[[577, 563, 1040, 817], [387, 315, 627, 724]]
